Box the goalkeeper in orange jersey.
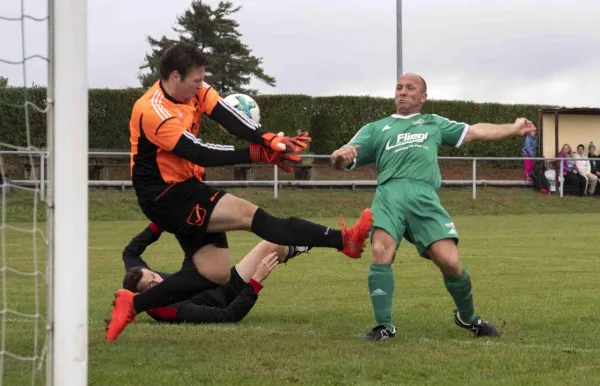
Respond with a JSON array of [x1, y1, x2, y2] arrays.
[[105, 42, 374, 341]]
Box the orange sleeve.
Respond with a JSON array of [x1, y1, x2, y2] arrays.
[[196, 82, 221, 115], [140, 110, 185, 151]]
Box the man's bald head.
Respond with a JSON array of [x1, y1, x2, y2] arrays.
[[395, 73, 428, 115], [398, 73, 427, 93]]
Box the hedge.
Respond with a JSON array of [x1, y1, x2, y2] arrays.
[[0, 87, 553, 156]]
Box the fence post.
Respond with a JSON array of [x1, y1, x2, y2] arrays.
[[40, 153, 45, 202], [560, 160, 564, 198], [273, 164, 278, 199], [472, 159, 477, 200]]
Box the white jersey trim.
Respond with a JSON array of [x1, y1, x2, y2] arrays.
[[391, 113, 420, 119], [455, 125, 469, 148]]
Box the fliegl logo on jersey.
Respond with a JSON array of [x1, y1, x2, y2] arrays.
[[385, 132, 429, 152]]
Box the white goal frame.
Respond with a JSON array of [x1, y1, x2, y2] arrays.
[[46, 0, 88, 385]]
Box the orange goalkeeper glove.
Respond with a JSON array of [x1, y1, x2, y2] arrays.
[[249, 144, 301, 173], [261, 131, 311, 153]]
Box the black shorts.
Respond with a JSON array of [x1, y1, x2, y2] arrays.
[[141, 179, 229, 257]]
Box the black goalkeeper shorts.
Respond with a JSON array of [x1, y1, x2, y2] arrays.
[[141, 179, 229, 257]]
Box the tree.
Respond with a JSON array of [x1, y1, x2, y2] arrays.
[[0, 77, 8, 88], [138, 1, 276, 95]]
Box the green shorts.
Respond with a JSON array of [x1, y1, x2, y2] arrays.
[[371, 181, 458, 258]]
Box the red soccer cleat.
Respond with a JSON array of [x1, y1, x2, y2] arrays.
[[104, 289, 137, 341], [338, 208, 373, 259]]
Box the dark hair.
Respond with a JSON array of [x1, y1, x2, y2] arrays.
[[159, 42, 209, 81], [123, 267, 144, 293], [577, 144, 585, 150]]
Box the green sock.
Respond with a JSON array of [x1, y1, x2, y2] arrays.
[[368, 264, 395, 331], [444, 268, 475, 324]]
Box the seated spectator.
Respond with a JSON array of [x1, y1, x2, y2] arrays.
[[556, 143, 587, 196], [543, 160, 557, 193], [575, 144, 597, 195], [589, 142, 600, 188]]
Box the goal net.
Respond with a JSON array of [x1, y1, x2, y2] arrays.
[[0, 0, 88, 385]]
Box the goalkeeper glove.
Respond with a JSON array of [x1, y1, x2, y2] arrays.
[[261, 131, 311, 153], [249, 144, 301, 174]]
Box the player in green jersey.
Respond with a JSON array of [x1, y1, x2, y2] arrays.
[[331, 73, 536, 341]]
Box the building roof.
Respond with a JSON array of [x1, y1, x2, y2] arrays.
[[539, 107, 600, 115]]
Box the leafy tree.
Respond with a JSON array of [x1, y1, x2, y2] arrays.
[[138, 1, 275, 95]]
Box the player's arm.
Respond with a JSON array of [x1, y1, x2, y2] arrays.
[[463, 118, 536, 143], [142, 113, 301, 172], [331, 123, 375, 170], [122, 224, 162, 271], [200, 86, 310, 153], [175, 284, 261, 323], [201, 86, 265, 144], [141, 113, 253, 167]]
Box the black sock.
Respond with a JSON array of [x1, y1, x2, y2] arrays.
[[132, 268, 220, 313], [251, 208, 343, 249]]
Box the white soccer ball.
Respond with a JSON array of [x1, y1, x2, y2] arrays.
[[223, 93, 260, 124]]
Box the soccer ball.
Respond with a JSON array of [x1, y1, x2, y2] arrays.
[[222, 93, 260, 124]]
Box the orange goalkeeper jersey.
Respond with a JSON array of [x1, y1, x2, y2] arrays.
[[130, 80, 221, 185], [129, 80, 264, 202]]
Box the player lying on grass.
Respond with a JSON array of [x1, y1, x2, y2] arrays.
[[119, 224, 311, 324], [331, 73, 536, 341], [105, 42, 373, 341]]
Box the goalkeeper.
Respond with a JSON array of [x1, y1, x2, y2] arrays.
[[331, 73, 536, 341], [118, 224, 310, 324], [105, 42, 374, 341]]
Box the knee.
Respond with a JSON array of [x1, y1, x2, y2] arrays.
[[371, 239, 395, 264], [432, 253, 462, 277], [241, 202, 258, 223], [427, 240, 462, 277], [210, 269, 231, 285], [440, 260, 462, 277]]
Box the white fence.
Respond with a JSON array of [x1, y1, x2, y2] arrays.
[[0, 150, 588, 199]]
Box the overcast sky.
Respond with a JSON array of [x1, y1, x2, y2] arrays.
[[1, 0, 599, 107]]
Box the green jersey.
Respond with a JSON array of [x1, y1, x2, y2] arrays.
[[346, 113, 468, 190]]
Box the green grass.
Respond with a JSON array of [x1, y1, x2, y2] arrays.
[[2, 188, 600, 385], [4, 186, 600, 222]]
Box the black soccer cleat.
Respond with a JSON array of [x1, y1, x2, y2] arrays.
[[280, 246, 312, 263], [453, 309, 500, 337], [361, 325, 396, 341]]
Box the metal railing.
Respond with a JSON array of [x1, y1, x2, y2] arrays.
[[0, 150, 590, 199]]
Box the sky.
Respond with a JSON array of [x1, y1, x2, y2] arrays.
[[0, 0, 599, 107]]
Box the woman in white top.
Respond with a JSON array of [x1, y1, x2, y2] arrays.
[[574, 144, 598, 195]]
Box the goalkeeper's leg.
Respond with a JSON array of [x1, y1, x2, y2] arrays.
[[207, 193, 373, 259]]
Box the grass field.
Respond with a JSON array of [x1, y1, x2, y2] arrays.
[[2, 187, 600, 385]]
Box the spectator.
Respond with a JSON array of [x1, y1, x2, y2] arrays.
[[521, 130, 537, 181], [543, 159, 557, 193], [588, 142, 600, 195], [589, 142, 600, 176], [556, 143, 587, 196], [575, 144, 597, 195]]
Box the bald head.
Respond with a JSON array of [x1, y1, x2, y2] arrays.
[[395, 73, 428, 115], [398, 73, 427, 93]]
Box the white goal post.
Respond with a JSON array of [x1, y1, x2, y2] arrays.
[[47, 0, 88, 384]]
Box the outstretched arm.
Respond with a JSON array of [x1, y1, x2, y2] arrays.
[[200, 85, 310, 153], [463, 118, 536, 144]]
